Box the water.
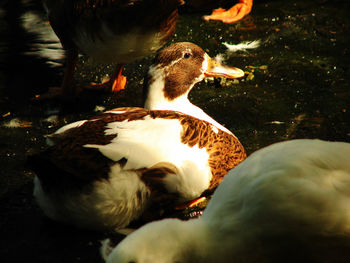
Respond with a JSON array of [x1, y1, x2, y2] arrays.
[[0, 0, 349, 262]]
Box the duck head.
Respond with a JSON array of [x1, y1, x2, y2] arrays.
[[144, 42, 244, 115]]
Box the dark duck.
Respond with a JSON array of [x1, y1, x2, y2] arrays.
[[39, 0, 252, 99], [39, 0, 184, 98]]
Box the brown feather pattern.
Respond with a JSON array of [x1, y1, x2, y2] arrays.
[[151, 43, 206, 100], [141, 163, 179, 201], [137, 163, 181, 221], [179, 116, 247, 192], [29, 107, 245, 197]]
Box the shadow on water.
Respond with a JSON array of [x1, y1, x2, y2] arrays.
[[0, 0, 350, 262]]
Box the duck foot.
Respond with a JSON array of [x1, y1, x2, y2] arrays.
[[84, 64, 127, 93], [203, 0, 253, 23], [32, 64, 127, 101]]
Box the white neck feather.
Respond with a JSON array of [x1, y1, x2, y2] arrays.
[[144, 66, 233, 135]]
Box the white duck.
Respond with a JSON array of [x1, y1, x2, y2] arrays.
[[104, 139, 350, 263], [28, 42, 246, 232]]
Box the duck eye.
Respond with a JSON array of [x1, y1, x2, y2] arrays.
[[184, 52, 191, 59]]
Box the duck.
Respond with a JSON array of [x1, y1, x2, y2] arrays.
[[39, 0, 252, 99], [103, 139, 350, 263], [28, 42, 246, 232], [39, 0, 184, 98], [184, 0, 253, 23]]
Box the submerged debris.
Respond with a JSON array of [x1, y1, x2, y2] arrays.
[[94, 105, 106, 112], [2, 118, 32, 128]]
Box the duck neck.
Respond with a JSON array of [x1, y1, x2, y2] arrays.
[[144, 69, 232, 134]]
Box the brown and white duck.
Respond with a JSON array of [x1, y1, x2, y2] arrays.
[[39, 0, 184, 98], [28, 42, 246, 232]]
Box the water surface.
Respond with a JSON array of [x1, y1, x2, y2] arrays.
[[0, 0, 349, 262]]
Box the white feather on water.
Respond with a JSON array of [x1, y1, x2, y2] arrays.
[[223, 40, 261, 52]]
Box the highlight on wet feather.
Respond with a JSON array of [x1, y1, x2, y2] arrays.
[[223, 40, 261, 53]]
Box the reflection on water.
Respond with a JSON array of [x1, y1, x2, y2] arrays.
[[0, 0, 349, 262]]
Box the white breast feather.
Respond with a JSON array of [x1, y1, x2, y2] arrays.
[[84, 117, 212, 200]]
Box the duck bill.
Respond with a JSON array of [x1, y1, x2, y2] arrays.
[[204, 54, 245, 79]]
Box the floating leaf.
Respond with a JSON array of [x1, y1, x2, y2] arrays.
[[246, 72, 255, 81]]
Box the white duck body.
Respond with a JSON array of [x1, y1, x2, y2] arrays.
[[105, 139, 350, 263], [30, 42, 246, 231]]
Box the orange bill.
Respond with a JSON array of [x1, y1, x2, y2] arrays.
[[204, 54, 245, 79]]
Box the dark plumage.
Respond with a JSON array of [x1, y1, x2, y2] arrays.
[[40, 0, 183, 97]]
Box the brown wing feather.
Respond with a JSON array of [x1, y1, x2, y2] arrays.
[[138, 162, 181, 222], [141, 162, 178, 195], [177, 114, 247, 192], [145, 110, 246, 193], [206, 132, 246, 191], [29, 108, 245, 200], [28, 107, 151, 191]]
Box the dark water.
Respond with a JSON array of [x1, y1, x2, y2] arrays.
[[0, 0, 349, 262]]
